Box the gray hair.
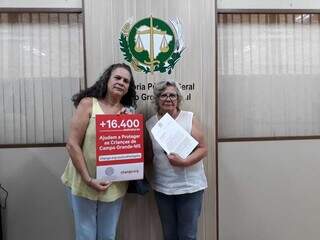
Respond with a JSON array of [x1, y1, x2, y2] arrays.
[[153, 79, 183, 112]]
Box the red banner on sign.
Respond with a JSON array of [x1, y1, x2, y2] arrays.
[[96, 114, 144, 166]]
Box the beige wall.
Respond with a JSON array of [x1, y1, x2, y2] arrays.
[[217, 4, 320, 240], [84, 0, 216, 239], [219, 140, 320, 240]]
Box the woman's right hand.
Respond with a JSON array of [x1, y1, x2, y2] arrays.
[[87, 178, 112, 192]]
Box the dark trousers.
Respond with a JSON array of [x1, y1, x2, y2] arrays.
[[154, 190, 204, 240]]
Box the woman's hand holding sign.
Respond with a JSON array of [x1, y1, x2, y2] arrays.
[[87, 178, 112, 192]]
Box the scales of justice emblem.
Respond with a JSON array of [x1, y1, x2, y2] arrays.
[[119, 16, 185, 74]]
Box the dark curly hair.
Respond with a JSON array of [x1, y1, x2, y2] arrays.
[[72, 63, 136, 108]]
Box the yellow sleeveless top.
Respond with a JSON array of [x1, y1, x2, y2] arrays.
[[61, 97, 128, 202]]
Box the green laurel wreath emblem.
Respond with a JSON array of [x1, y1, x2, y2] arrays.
[[119, 16, 184, 74]]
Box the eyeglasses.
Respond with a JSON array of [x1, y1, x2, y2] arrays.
[[159, 93, 178, 101]]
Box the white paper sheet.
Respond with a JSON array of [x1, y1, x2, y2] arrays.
[[151, 113, 199, 159]]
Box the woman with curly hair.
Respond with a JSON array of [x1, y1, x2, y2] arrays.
[[61, 63, 136, 240]]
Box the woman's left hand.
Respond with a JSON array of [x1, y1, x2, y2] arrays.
[[167, 153, 187, 167], [118, 107, 134, 115]]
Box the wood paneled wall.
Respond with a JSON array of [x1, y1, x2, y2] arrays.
[[84, 1, 216, 239]]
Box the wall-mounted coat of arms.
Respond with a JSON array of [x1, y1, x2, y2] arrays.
[[119, 16, 185, 74]]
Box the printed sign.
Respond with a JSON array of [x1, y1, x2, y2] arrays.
[[96, 114, 144, 181]]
